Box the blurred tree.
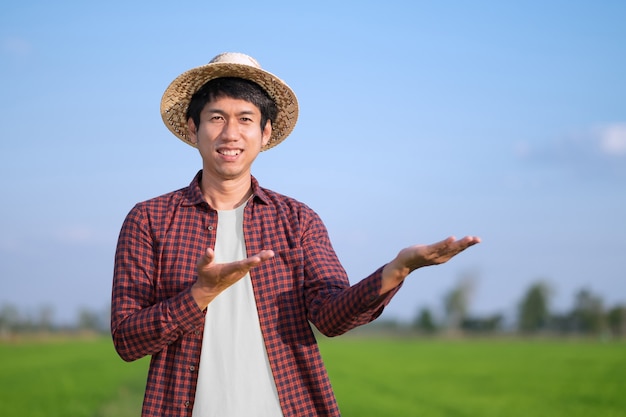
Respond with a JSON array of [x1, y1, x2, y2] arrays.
[[0, 303, 20, 337], [77, 307, 109, 333], [570, 288, 606, 335], [413, 307, 437, 334], [36, 305, 55, 332], [518, 281, 551, 333], [461, 314, 503, 333], [546, 313, 574, 334], [607, 305, 626, 337], [443, 275, 475, 331]]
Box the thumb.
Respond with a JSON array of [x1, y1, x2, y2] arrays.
[[197, 247, 215, 268]]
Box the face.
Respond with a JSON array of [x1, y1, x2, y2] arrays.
[[188, 96, 271, 183]]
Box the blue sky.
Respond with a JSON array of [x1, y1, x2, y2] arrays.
[[1, 1, 625, 325]]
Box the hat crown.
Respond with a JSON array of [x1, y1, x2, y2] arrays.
[[209, 52, 261, 68]]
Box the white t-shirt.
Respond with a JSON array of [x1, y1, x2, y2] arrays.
[[192, 203, 283, 417]]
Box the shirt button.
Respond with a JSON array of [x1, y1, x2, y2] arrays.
[[189, 365, 196, 371], [194, 330, 200, 335], [207, 225, 214, 231], [184, 400, 190, 408]]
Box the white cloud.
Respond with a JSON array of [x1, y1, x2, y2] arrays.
[[597, 123, 626, 156], [512, 122, 626, 183], [517, 122, 626, 162]]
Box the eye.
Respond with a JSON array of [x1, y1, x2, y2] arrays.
[[209, 115, 225, 122]]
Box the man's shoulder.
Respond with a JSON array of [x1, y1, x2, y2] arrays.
[[257, 185, 312, 212], [135, 186, 189, 209], [132, 171, 202, 212], [123, 185, 195, 225], [254, 185, 327, 229]]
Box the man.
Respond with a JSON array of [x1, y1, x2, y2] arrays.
[[111, 52, 480, 417]]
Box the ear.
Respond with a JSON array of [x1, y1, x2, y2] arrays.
[[261, 120, 272, 148], [187, 118, 198, 145]]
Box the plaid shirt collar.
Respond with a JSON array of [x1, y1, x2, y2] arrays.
[[181, 170, 270, 208]]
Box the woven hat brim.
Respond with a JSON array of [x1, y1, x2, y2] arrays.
[[160, 62, 299, 151]]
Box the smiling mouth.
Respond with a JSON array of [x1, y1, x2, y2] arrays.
[[218, 149, 242, 156]]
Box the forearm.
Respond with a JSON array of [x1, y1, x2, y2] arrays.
[[310, 266, 401, 337], [301, 214, 402, 336], [111, 287, 203, 361]]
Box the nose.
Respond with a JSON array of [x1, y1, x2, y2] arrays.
[[220, 120, 240, 141]]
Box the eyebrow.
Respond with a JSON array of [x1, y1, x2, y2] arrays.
[[203, 107, 258, 116]]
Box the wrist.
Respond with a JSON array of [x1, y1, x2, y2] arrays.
[[190, 282, 219, 311], [380, 261, 409, 294]]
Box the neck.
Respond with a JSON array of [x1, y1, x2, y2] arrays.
[[200, 173, 253, 211]]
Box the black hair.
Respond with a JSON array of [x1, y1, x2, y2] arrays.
[[186, 77, 278, 133]]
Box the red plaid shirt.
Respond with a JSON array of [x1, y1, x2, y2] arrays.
[[111, 171, 400, 417]]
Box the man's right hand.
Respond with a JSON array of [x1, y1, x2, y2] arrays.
[[191, 248, 275, 310]]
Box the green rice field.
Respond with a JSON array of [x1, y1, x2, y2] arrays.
[[0, 337, 148, 417], [320, 337, 626, 417], [0, 336, 624, 416]]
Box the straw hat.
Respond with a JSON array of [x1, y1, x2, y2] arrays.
[[160, 52, 299, 151]]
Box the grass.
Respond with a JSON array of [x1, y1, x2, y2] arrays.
[[319, 337, 626, 417], [0, 336, 149, 417], [0, 336, 624, 416]]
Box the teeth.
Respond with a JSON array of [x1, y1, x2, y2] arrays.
[[219, 149, 241, 156]]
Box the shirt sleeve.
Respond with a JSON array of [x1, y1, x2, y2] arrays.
[[301, 209, 401, 337], [110, 204, 204, 362]]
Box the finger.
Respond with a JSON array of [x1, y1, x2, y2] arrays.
[[256, 249, 275, 261], [246, 250, 275, 266], [441, 236, 480, 249], [459, 235, 481, 246], [429, 236, 456, 253], [197, 247, 215, 268], [429, 236, 477, 262], [446, 236, 481, 259], [440, 236, 457, 245]]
